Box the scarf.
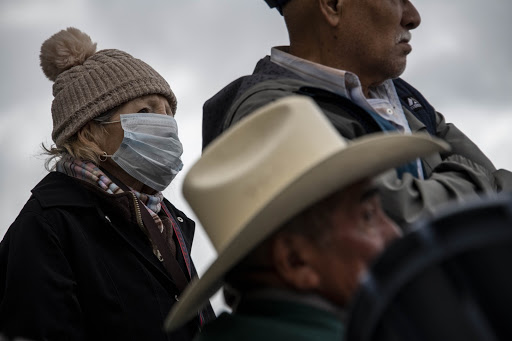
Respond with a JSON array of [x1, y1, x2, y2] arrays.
[[56, 155, 176, 257]]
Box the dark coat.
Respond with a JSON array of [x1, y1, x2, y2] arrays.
[[0, 172, 213, 341]]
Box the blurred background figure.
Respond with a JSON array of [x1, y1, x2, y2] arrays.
[[347, 191, 512, 341]]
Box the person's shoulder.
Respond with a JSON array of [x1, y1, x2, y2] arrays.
[[229, 78, 309, 120], [4, 172, 103, 244], [202, 55, 307, 149], [7, 173, 91, 233], [10, 172, 77, 219], [203, 55, 300, 116], [30, 172, 95, 210]]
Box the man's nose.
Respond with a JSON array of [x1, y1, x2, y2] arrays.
[[381, 215, 403, 246], [402, 1, 421, 30]]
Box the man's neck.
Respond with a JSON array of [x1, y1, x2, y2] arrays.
[[287, 45, 382, 98]]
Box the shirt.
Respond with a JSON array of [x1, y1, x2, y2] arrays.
[[270, 46, 424, 179]]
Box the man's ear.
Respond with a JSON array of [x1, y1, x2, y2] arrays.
[[271, 233, 321, 291], [318, 0, 342, 27]]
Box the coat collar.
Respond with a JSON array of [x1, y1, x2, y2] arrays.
[[31, 172, 98, 208], [32, 171, 195, 229]]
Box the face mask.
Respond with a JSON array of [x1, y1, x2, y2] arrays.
[[102, 113, 183, 192]]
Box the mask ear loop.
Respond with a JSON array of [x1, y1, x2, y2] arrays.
[[97, 118, 120, 162], [100, 120, 121, 125]]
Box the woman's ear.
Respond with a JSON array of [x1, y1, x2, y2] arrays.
[[318, 0, 342, 27], [271, 233, 322, 291]]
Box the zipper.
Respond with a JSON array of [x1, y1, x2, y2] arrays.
[[130, 192, 144, 229]]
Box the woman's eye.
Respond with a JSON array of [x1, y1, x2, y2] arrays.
[[138, 107, 150, 113]]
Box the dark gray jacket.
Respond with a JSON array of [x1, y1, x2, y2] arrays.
[[203, 56, 512, 226]]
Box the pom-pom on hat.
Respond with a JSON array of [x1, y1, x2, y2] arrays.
[[40, 27, 177, 146]]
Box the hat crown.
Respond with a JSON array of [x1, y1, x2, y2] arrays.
[[51, 49, 133, 95], [183, 96, 344, 253]]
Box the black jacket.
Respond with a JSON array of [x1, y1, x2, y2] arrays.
[[0, 172, 213, 340]]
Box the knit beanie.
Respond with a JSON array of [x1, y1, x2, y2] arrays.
[[40, 27, 177, 146]]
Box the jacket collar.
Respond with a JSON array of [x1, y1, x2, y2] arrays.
[[31, 172, 98, 209]]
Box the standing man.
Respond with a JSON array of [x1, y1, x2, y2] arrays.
[[164, 96, 448, 340], [202, 0, 512, 226]]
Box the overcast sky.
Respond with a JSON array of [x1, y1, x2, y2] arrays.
[[1, 0, 511, 312]]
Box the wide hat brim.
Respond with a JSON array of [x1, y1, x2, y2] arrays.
[[164, 132, 449, 331]]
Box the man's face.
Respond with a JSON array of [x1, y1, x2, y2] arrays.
[[335, 0, 421, 87], [309, 179, 401, 306]]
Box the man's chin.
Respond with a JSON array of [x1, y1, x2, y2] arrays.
[[388, 60, 407, 80]]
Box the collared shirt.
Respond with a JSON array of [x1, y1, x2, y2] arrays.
[[270, 46, 424, 179]]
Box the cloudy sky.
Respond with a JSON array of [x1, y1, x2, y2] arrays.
[[1, 0, 511, 312]]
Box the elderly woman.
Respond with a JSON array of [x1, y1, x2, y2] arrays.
[[0, 28, 214, 340]]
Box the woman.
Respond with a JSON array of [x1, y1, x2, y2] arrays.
[[0, 27, 214, 340]]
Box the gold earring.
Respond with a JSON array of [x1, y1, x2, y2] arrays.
[[99, 152, 108, 162]]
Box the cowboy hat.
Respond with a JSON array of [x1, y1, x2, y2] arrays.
[[164, 96, 450, 331]]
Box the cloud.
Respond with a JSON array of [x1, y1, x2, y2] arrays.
[[408, 0, 512, 106]]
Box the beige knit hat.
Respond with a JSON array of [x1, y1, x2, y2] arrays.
[[40, 27, 177, 146]]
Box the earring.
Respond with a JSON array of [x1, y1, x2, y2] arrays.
[[99, 152, 108, 162]]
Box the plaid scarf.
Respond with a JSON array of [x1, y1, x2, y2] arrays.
[[56, 155, 124, 195], [56, 155, 176, 257]]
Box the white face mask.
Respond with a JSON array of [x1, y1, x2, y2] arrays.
[[103, 113, 183, 191]]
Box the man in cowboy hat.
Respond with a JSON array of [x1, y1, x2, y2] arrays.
[[201, 0, 512, 228], [164, 96, 448, 340]]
